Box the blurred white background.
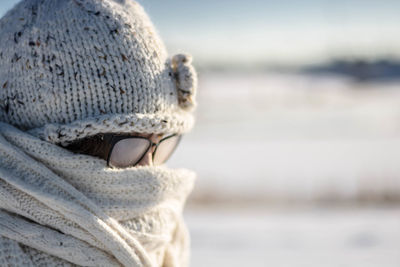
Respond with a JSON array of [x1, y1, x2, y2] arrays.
[[171, 72, 400, 266]]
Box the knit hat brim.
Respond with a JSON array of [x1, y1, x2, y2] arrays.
[[28, 111, 195, 145]]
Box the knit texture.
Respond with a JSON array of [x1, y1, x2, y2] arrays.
[[0, 122, 195, 266], [0, 0, 197, 145]]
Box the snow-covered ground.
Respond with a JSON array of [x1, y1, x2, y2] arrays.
[[169, 71, 400, 203], [185, 206, 400, 267], [168, 71, 400, 266]]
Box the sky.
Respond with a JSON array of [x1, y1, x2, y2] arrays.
[[1, 0, 400, 66]]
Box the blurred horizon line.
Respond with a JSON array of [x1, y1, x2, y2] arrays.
[[185, 181, 400, 209], [193, 55, 400, 68], [193, 56, 400, 82]]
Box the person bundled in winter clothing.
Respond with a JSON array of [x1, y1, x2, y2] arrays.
[[0, 0, 197, 266]]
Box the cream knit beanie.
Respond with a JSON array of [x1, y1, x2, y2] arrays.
[[0, 0, 197, 145]]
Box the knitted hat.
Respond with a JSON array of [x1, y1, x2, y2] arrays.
[[0, 0, 197, 145]]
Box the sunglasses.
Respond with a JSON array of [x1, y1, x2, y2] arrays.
[[102, 133, 182, 168]]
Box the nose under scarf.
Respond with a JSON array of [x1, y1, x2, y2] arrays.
[[0, 122, 195, 267]]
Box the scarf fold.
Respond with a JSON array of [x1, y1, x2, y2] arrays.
[[0, 122, 195, 267]]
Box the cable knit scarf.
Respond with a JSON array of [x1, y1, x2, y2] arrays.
[[0, 122, 195, 267]]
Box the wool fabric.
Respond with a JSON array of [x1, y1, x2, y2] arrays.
[[0, 122, 196, 266], [0, 0, 197, 145]]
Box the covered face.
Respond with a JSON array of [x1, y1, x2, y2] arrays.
[[0, 0, 198, 266], [63, 131, 182, 167]]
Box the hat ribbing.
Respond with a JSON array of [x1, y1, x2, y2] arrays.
[[0, 0, 197, 144]]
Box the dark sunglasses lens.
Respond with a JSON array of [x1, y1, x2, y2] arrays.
[[153, 135, 181, 165], [109, 138, 150, 168]]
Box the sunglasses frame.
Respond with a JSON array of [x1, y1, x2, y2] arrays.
[[105, 133, 182, 168]]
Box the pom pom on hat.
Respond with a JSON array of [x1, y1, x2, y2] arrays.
[[172, 54, 198, 111]]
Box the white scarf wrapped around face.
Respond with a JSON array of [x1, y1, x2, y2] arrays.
[[0, 122, 195, 267]]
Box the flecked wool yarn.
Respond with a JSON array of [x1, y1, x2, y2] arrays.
[[0, 0, 197, 145]]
